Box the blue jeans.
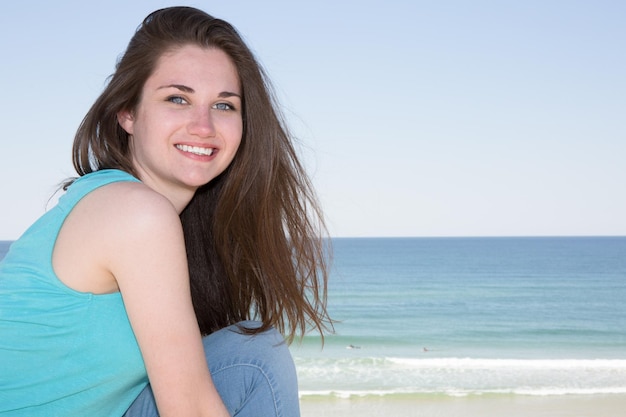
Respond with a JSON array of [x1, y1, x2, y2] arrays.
[[123, 321, 300, 416]]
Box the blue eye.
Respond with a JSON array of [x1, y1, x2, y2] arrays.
[[213, 102, 235, 111], [168, 96, 187, 105]]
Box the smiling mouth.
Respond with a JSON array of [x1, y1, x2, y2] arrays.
[[175, 144, 215, 156]]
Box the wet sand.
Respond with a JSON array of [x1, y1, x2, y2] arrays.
[[300, 394, 626, 417]]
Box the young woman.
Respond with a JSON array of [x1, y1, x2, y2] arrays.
[[0, 7, 331, 417]]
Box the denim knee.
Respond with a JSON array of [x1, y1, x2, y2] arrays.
[[204, 321, 300, 417], [204, 321, 293, 366]]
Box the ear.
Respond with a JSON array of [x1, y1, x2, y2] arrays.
[[117, 110, 135, 135]]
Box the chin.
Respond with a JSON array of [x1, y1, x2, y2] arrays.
[[185, 173, 219, 188]]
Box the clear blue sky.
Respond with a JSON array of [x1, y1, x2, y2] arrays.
[[1, 0, 624, 239]]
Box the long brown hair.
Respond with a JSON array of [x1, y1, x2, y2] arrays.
[[71, 7, 332, 340]]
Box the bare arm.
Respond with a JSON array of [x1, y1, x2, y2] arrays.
[[100, 183, 229, 417]]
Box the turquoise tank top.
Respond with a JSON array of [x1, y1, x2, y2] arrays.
[[0, 170, 148, 416]]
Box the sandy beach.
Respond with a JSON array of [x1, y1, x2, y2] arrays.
[[300, 394, 626, 417]]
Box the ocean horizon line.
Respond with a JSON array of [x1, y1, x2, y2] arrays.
[[328, 235, 626, 239]]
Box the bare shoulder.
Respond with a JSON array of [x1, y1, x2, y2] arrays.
[[84, 181, 184, 260], [88, 181, 179, 227], [53, 181, 183, 294]]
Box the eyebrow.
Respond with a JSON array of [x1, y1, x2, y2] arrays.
[[158, 84, 241, 98]]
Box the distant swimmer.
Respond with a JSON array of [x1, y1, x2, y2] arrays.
[[346, 344, 361, 350]]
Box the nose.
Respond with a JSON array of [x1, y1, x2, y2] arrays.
[[187, 106, 216, 137]]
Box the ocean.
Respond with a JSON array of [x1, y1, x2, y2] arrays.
[[289, 237, 626, 400], [2, 237, 625, 401]]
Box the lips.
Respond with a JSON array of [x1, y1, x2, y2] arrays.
[[175, 144, 215, 156]]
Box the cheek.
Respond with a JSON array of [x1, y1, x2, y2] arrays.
[[228, 120, 244, 151], [226, 130, 243, 165], [234, 128, 243, 149]]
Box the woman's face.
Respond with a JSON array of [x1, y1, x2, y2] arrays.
[[118, 45, 243, 206]]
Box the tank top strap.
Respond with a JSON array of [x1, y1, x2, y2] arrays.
[[58, 169, 141, 211]]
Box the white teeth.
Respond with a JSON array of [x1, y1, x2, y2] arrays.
[[176, 144, 215, 156]]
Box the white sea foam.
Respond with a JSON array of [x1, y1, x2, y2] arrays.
[[299, 386, 626, 399], [295, 356, 626, 398], [386, 357, 626, 370]]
